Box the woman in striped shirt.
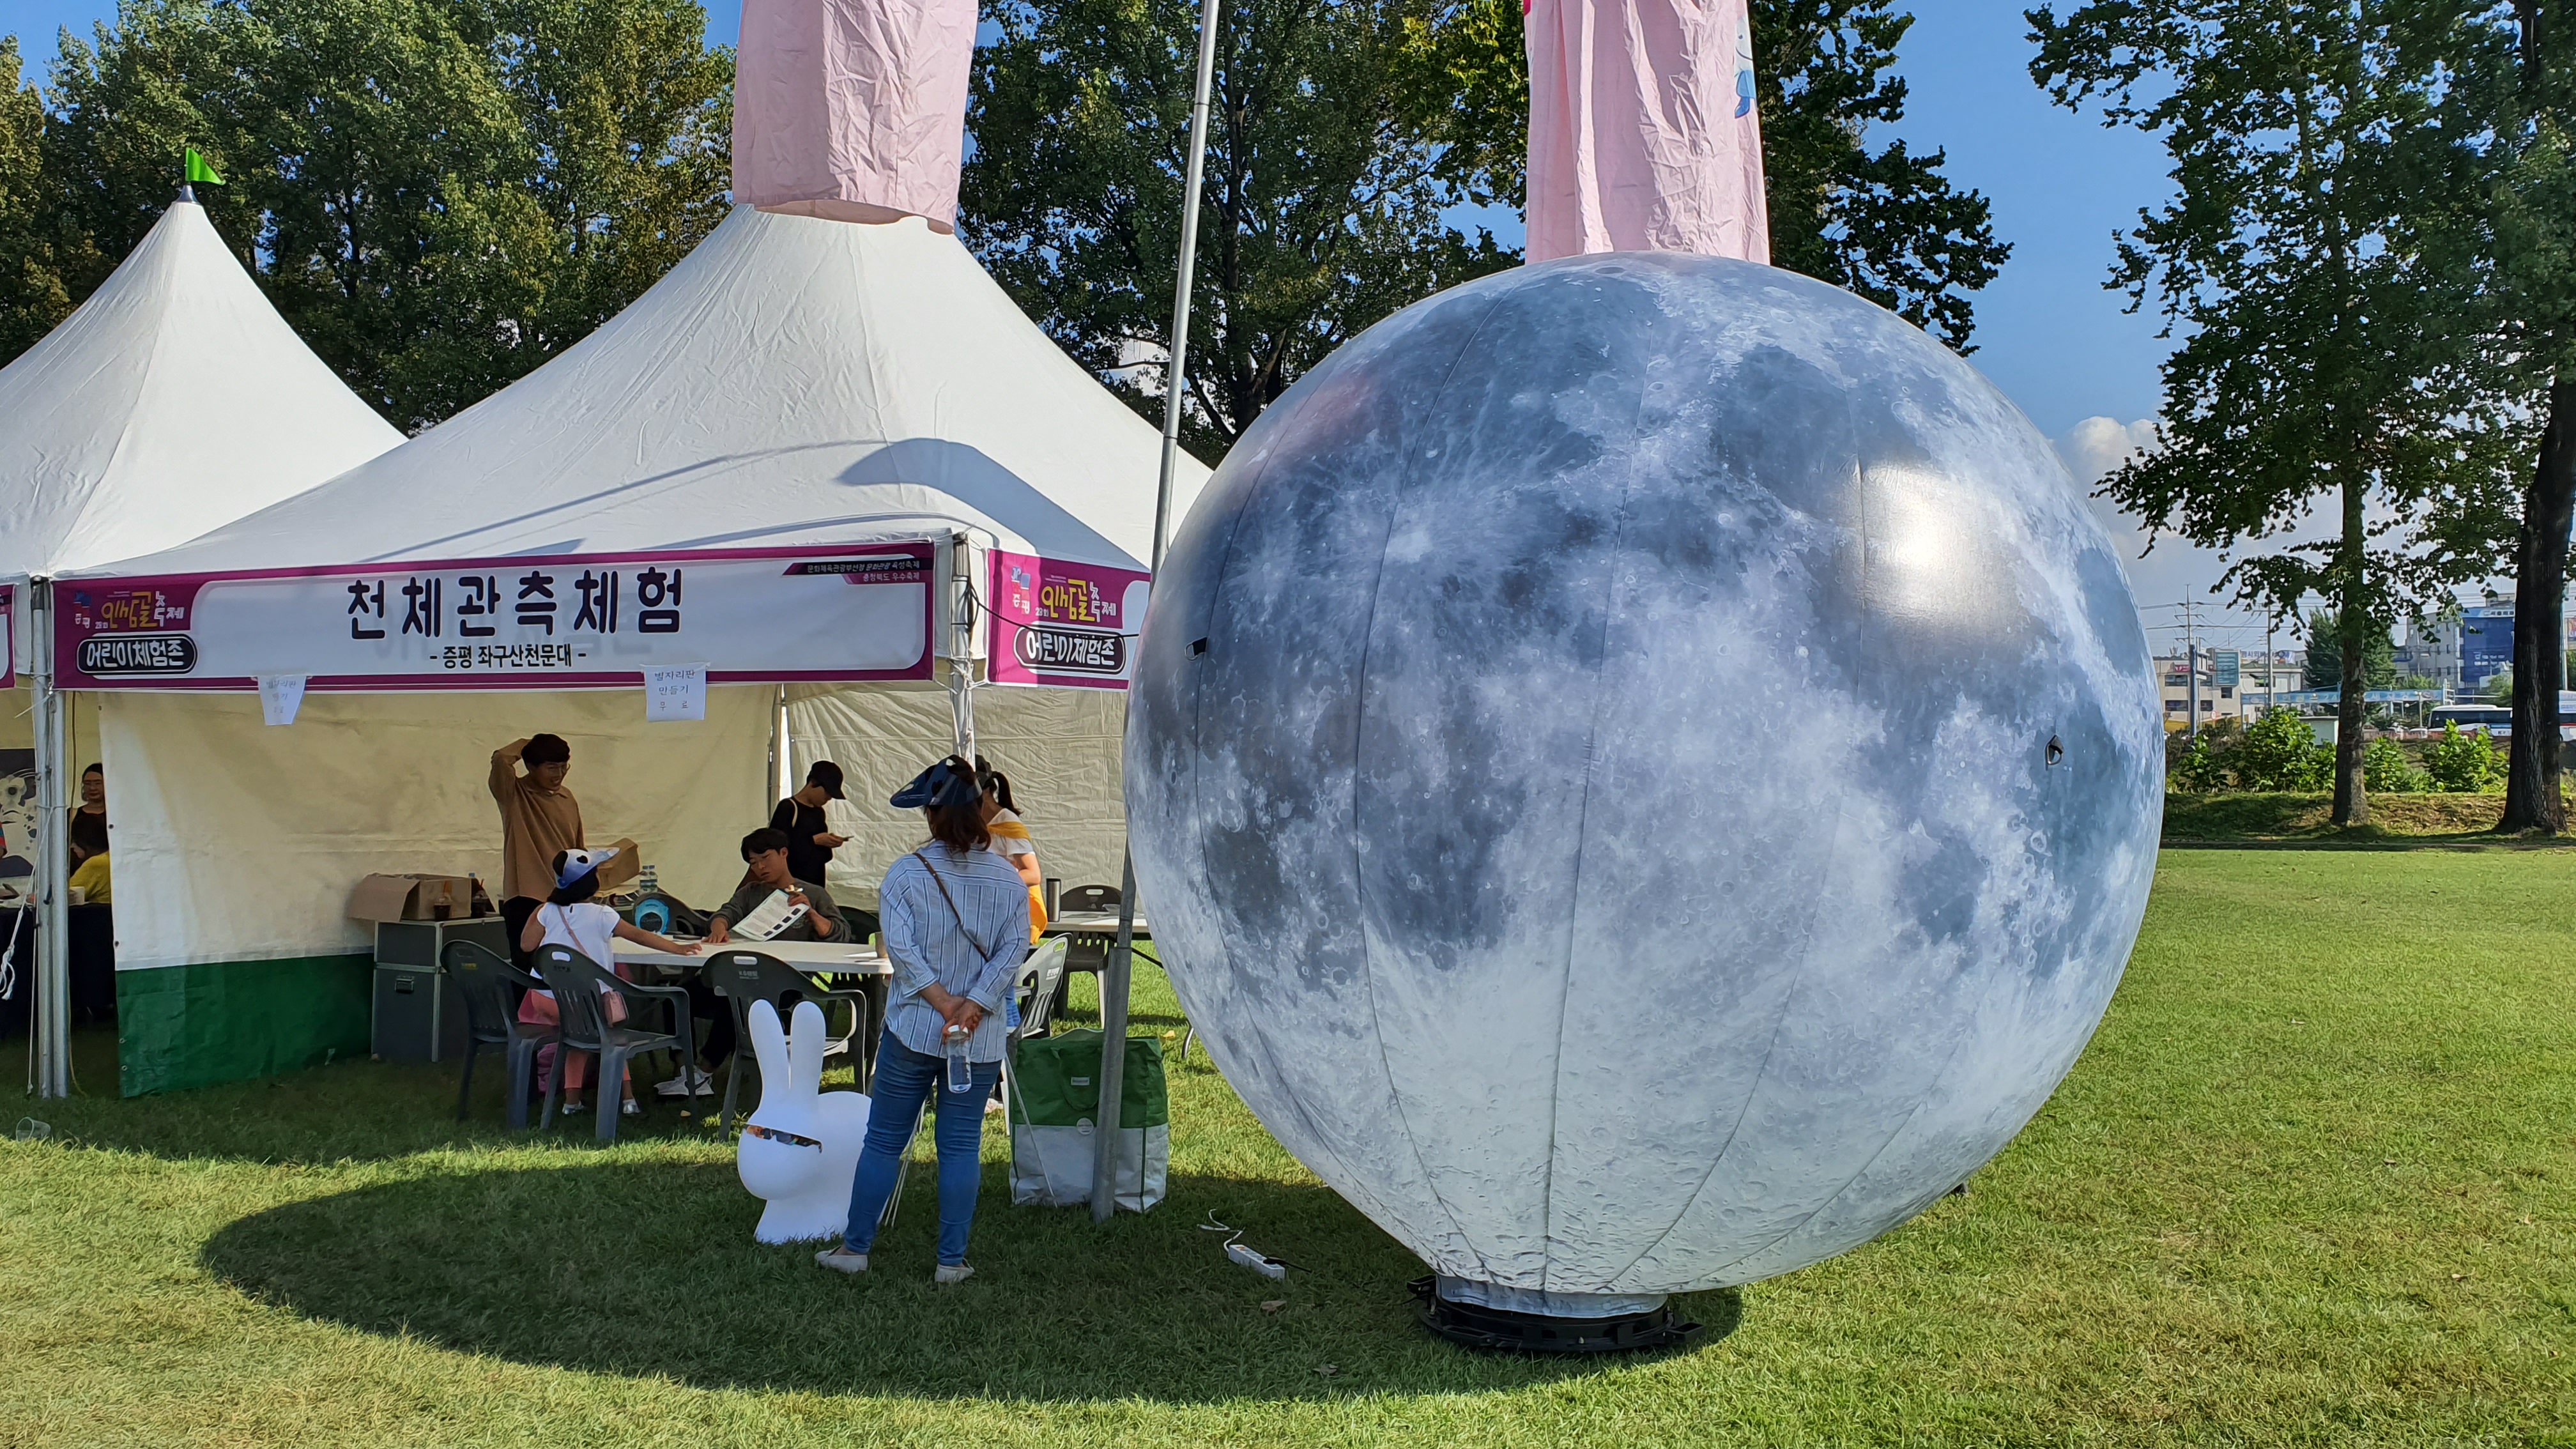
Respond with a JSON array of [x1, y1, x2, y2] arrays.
[[818, 757, 1029, 1284]]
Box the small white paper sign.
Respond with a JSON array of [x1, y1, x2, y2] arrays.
[[732, 888, 811, 941], [256, 675, 307, 726], [643, 663, 708, 723]]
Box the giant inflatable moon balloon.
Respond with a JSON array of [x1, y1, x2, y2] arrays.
[[1125, 254, 2163, 1315]]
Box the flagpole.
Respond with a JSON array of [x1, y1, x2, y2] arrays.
[[1092, 0, 1222, 1223]]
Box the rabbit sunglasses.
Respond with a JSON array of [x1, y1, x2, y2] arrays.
[[743, 1123, 824, 1150]]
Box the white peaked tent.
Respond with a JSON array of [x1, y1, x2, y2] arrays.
[[61, 204, 1207, 1094], [0, 199, 402, 577], [0, 195, 402, 1096]]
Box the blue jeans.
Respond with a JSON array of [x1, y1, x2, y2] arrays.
[[843, 1031, 1001, 1265]]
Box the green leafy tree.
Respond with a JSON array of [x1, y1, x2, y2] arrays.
[[964, 0, 2011, 459], [963, 0, 1517, 461], [20, 0, 730, 426], [2419, 3, 2576, 832], [2485, 664, 2516, 705], [0, 37, 71, 358], [1414, 0, 2011, 348], [2300, 607, 2396, 693], [2361, 735, 2427, 793], [2031, 0, 2515, 829], [2231, 706, 2334, 792], [1751, 0, 2012, 349], [2422, 719, 2505, 792]]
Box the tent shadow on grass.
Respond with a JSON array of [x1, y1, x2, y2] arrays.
[[199, 1159, 1742, 1403]]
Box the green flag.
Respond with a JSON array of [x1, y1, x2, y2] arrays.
[[183, 147, 224, 187]]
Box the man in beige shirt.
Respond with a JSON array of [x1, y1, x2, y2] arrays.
[[491, 733, 583, 965]]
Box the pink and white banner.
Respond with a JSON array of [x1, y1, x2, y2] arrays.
[[985, 549, 1149, 690], [1523, 0, 1770, 264], [54, 541, 937, 692]]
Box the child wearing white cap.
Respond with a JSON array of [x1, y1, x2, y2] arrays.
[[516, 846, 700, 1115]]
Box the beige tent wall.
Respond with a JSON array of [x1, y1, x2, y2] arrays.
[[102, 686, 772, 972], [788, 684, 1128, 910]]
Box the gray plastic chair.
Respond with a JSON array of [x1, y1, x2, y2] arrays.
[[443, 939, 553, 1128], [704, 948, 875, 1131], [1012, 936, 1071, 1044], [530, 944, 695, 1143], [1057, 883, 1121, 914]]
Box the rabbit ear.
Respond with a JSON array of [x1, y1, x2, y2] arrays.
[[747, 1000, 789, 1105], [788, 999, 827, 1099]]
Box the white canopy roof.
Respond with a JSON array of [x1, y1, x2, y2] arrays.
[[0, 199, 402, 579], [73, 206, 1206, 581]]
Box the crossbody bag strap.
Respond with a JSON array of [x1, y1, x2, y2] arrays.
[[910, 850, 991, 960]]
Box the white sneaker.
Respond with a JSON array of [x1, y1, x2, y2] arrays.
[[815, 1246, 869, 1275], [934, 1263, 975, 1285], [655, 1068, 714, 1099], [620, 1099, 641, 1117], [560, 1100, 588, 1115]]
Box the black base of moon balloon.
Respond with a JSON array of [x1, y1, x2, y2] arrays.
[[1128, 252, 2161, 1308], [1407, 1277, 1702, 1355]]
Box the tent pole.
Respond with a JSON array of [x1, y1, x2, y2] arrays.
[[30, 581, 68, 1099], [948, 532, 977, 762], [1094, 0, 1221, 1222], [770, 684, 790, 808]]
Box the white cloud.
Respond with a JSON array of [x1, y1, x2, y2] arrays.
[[2056, 415, 2285, 654], [2058, 415, 2161, 487]]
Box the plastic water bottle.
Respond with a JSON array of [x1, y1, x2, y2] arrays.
[[943, 1022, 971, 1094]]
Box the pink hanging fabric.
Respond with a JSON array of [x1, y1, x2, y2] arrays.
[[1522, 0, 1770, 264], [733, 0, 979, 232]]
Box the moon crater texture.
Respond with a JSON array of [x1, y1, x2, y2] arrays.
[[1125, 254, 2162, 1299]]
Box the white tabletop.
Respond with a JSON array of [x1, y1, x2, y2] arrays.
[[614, 937, 891, 975], [1046, 910, 1151, 936]]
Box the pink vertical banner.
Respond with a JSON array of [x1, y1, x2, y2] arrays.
[[986, 551, 1151, 690], [733, 0, 980, 231], [1523, 0, 1770, 264]]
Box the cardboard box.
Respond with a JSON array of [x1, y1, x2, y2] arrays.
[[597, 838, 641, 889], [349, 873, 494, 923]]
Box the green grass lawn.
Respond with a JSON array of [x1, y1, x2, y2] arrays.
[[3, 852, 2573, 1446]]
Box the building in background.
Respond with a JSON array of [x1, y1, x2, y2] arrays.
[[2394, 616, 2464, 691], [2458, 598, 2515, 689], [2239, 652, 2304, 705], [2156, 651, 2241, 728]]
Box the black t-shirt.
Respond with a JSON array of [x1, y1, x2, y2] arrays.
[[68, 808, 107, 862], [770, 797, 835, 885]]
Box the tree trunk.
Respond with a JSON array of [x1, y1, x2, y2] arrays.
[[2501, 374, 2576, 833], [2331, 475, 2369, 825]]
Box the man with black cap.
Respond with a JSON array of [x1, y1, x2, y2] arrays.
[[770, 761, 850, 889]]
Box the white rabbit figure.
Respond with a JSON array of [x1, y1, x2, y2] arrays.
[[737, 999, 872, 1244]]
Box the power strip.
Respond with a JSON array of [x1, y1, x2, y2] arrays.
[[1226, 1241, 1288, 1280]]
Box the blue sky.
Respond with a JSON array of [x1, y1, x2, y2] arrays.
[[6, 0, 2295, 654]]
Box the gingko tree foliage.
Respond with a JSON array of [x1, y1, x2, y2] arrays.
[[2030, 0, 2520, 829], [963, 0, 2010, 459], [5, 0, 730, 429]]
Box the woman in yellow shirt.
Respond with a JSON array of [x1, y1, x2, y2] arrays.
[[976, 760, 1045, 942]]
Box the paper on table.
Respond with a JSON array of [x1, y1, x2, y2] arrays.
[[644, 663, 708, 723], [731, 887, 811, 941], [257, 675, 307, 726]]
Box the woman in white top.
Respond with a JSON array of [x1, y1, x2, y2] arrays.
[[515, 846, 698, 1115]]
